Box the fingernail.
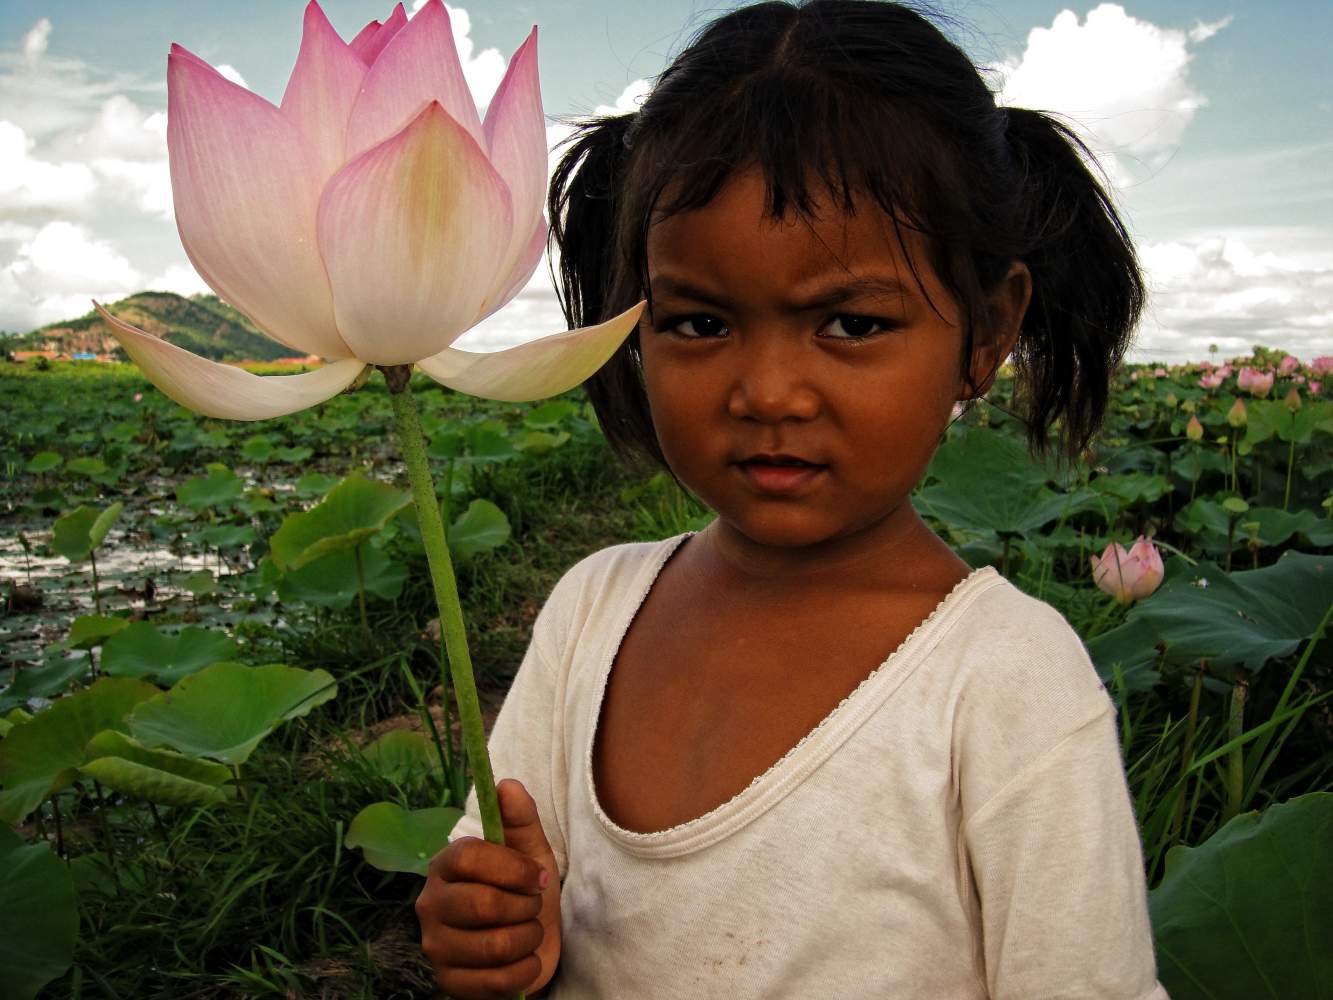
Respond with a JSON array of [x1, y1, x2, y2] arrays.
[[538, 869, 550, 890]]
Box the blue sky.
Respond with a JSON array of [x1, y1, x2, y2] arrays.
[[1, 0, 1329, 360]]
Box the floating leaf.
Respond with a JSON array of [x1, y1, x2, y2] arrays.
[[129, 663, 336, 765], [345, 802, 462, 875], [0, 827, 77, 1000], [0, 677, 159, 824], [65, 614, 129, 650], [51, 502, 123, 562], [514, 429, 570, 454], [24, 452, 62, 474], [101, 623, 239, 685], [449, 499, 511, 562], [240, 434, 274, 464], [273, 445, 313, 464], [0, 654, 90, 715], [176, 463, 243, 511], [78, 730, 232, 807], [1149, 792, 1333, 999], [65, 456, 108, 478], [270, 471, 409, 571]]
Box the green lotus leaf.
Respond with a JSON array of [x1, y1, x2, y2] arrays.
[[428, 429, 465, 460], [293, 471, 339, 498], [0, 654, 90, 715], [524, 399, 578, 429], [51, 501, 123, 562], [1083, 617, 1162, 693], [273, 445, 313, 464], [449, 499, 511, 562], [176, 463, 243, 512], [461, 424, 518, 464], [0, 827, 77, 1000], [198, 523, 257, 549], [269, 470, 409, 571], [514, 430, 571, 454], [0, 677, 159, 824], [1149, 792, 1333, 999], [65, 614, 129, 650], [1128, 552, 1332, 672], [276, 543, 406, 609], [78, 730, 232, 807], [65, 456, 108, 478], [128, 663, 337, 765], [101, 623, 239, 685], [240, 434, 274, 463], [179, 569, 218, 598], [1239, 398, 1333, 454], [345, 801, 462, 876], [360, 730, 443, 786], [24, 451, 62, 474]]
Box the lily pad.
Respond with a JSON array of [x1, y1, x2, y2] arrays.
[[0, 677, 159, 824], [101, 623, 239, 685], [449, 499, 511, 561], [1149, 792, 1333, 999], [78, 730, 232, 807], [129, 663, 337, 765], [176, 463, 243, 512], [51, 502, 123, 562], [270, 471, 409, 571], [0, 827, 77, 1000], [345, 801, 462, 876]]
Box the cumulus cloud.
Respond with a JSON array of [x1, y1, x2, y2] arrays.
[[0, 221, 142, 330], [991, 4, 1226, 183], [1135, 232, 1333, 361]]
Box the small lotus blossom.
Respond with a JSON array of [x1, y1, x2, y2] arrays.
[[1153, 366, 1167, 377], [91, 0, 644, 419], [1279, 355, 1299, 374], [1311, 380, 1323, 395], [1090, 536, 1165, 605], [1186, 414, 1204, 441], [1226, 397, 1247, 428], [1237, 367, 1274, 397], [1198, 373, 1224, 390], [1216, 364, 1233, 378], [132, 392, 143, 402], [1312, 356, 1333, 375]]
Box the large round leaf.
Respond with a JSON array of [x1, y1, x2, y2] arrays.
[[345, 802, 462, 876], [65, 614, 129, 651], [77, 730, 233, 807], [0, 653, 90, 716], [276, 543, 407, 610], [1128, 552, 1332, 672], [0, 677, 159, 824], [1149, 792, 1333, 999], [0, 827, 76, 1000], [270, 471, 410, 571], [448, 498, 511, 562], [176, 463, 243, 512], [101, 623, 239, 685], [360, 730, 443, 786], [51, 502, 123, 562], [128, 663, 337, 765]]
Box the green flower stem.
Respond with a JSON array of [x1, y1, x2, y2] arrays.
[[384, 367, 505, 848]]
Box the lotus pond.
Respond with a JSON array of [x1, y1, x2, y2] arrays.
[[1, 352, 1330, 999]]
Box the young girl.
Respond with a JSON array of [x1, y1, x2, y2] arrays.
[[416, 2, 1167, 997]]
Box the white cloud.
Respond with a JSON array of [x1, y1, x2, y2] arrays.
[[0, 120, 98, 214], [1134, 232, 1333, 361], [214, 64, 247, 89], [991, 4, 1226, 182], [0, 221, 144, 329], [22, 18, 51, 64]]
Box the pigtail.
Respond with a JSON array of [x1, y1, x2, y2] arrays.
[[547, 113, 663, 466], [1003, 107, 1144, 461]]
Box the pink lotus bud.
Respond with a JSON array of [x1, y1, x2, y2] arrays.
[[1186, 414, 1204, 441], [1154, 367, 1167, 377], [1198, 373, 1224, 390], [133, 392, 143, 402], [1237, 367, 1274, 397], [1090, 536, 1165, 605], [1279, 355, 1299, 374], [1312, 356, 1333, 375], [1227, 397, 1247, 427], [1284, 386, 1302, 411], [1311, 380, 1323, 395]]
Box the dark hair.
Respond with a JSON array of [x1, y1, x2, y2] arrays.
[[548, 0, 1143, 466]]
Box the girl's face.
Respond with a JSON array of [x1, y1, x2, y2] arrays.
[[638, 167, 1026, 556]]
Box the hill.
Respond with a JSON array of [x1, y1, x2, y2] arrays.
[[6, 292, 296, 362]]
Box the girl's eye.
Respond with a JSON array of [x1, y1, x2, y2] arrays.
[[660, 314, 727, 338], [820, 315, 892, 341]]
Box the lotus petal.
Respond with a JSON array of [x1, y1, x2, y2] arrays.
[[482, 28, 547, 283], [93, 302, 366, 420], [168, 45, 350, 359], [348, 3, 408, 66], [416, 300, 646, 401], [476, 216, 549, 325], [317, 101, 513, 365], [280, 2, 369, 185], [344, 0, 484, 162]]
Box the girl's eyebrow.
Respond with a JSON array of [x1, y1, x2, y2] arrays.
[[648, 273, 917, 311]]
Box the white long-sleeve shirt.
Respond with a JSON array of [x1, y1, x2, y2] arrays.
[[449, 533, 1169, 998]]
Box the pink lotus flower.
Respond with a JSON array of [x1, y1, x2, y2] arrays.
[[132, 392, 143, 402], [1279, 355, 1299, 374], [1236, 367, 1274, 397], [1312, 380, 1323, 395], [1216, 364, 1233, 378], [90, 1, 643, 419], [1153, 367, 1167, 377], [1090, 536, 1165, 605], [1312, 356, 1333, 375], [1199, 373, 1224, 389]]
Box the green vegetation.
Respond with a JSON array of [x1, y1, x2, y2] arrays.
[[0, 351, 1329, 999]]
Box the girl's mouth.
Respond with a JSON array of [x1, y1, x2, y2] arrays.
[[735, 456, 827, 495]]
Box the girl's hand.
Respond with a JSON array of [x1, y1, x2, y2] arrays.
[[417, 779, 563, 1000]]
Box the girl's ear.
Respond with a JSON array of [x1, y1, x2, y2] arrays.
[[960, 261, 1032, 400]]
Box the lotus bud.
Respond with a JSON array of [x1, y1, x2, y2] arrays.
[[1199, 373, 1224, 390], [1090, 535, 1165, 605], [1227, 397, 1247, 427], [1186, 415, 1204, 441], [1312, 356, 1333, 376], [1164, 392, 1177, 408], [1311, 380, 1323, 395], [1284, 386, 1302, 411], [1279, 355, 1299, 374], [1237, 367, 1274, 397]]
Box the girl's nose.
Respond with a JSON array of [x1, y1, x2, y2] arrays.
[[725, 337, 821, 423]]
